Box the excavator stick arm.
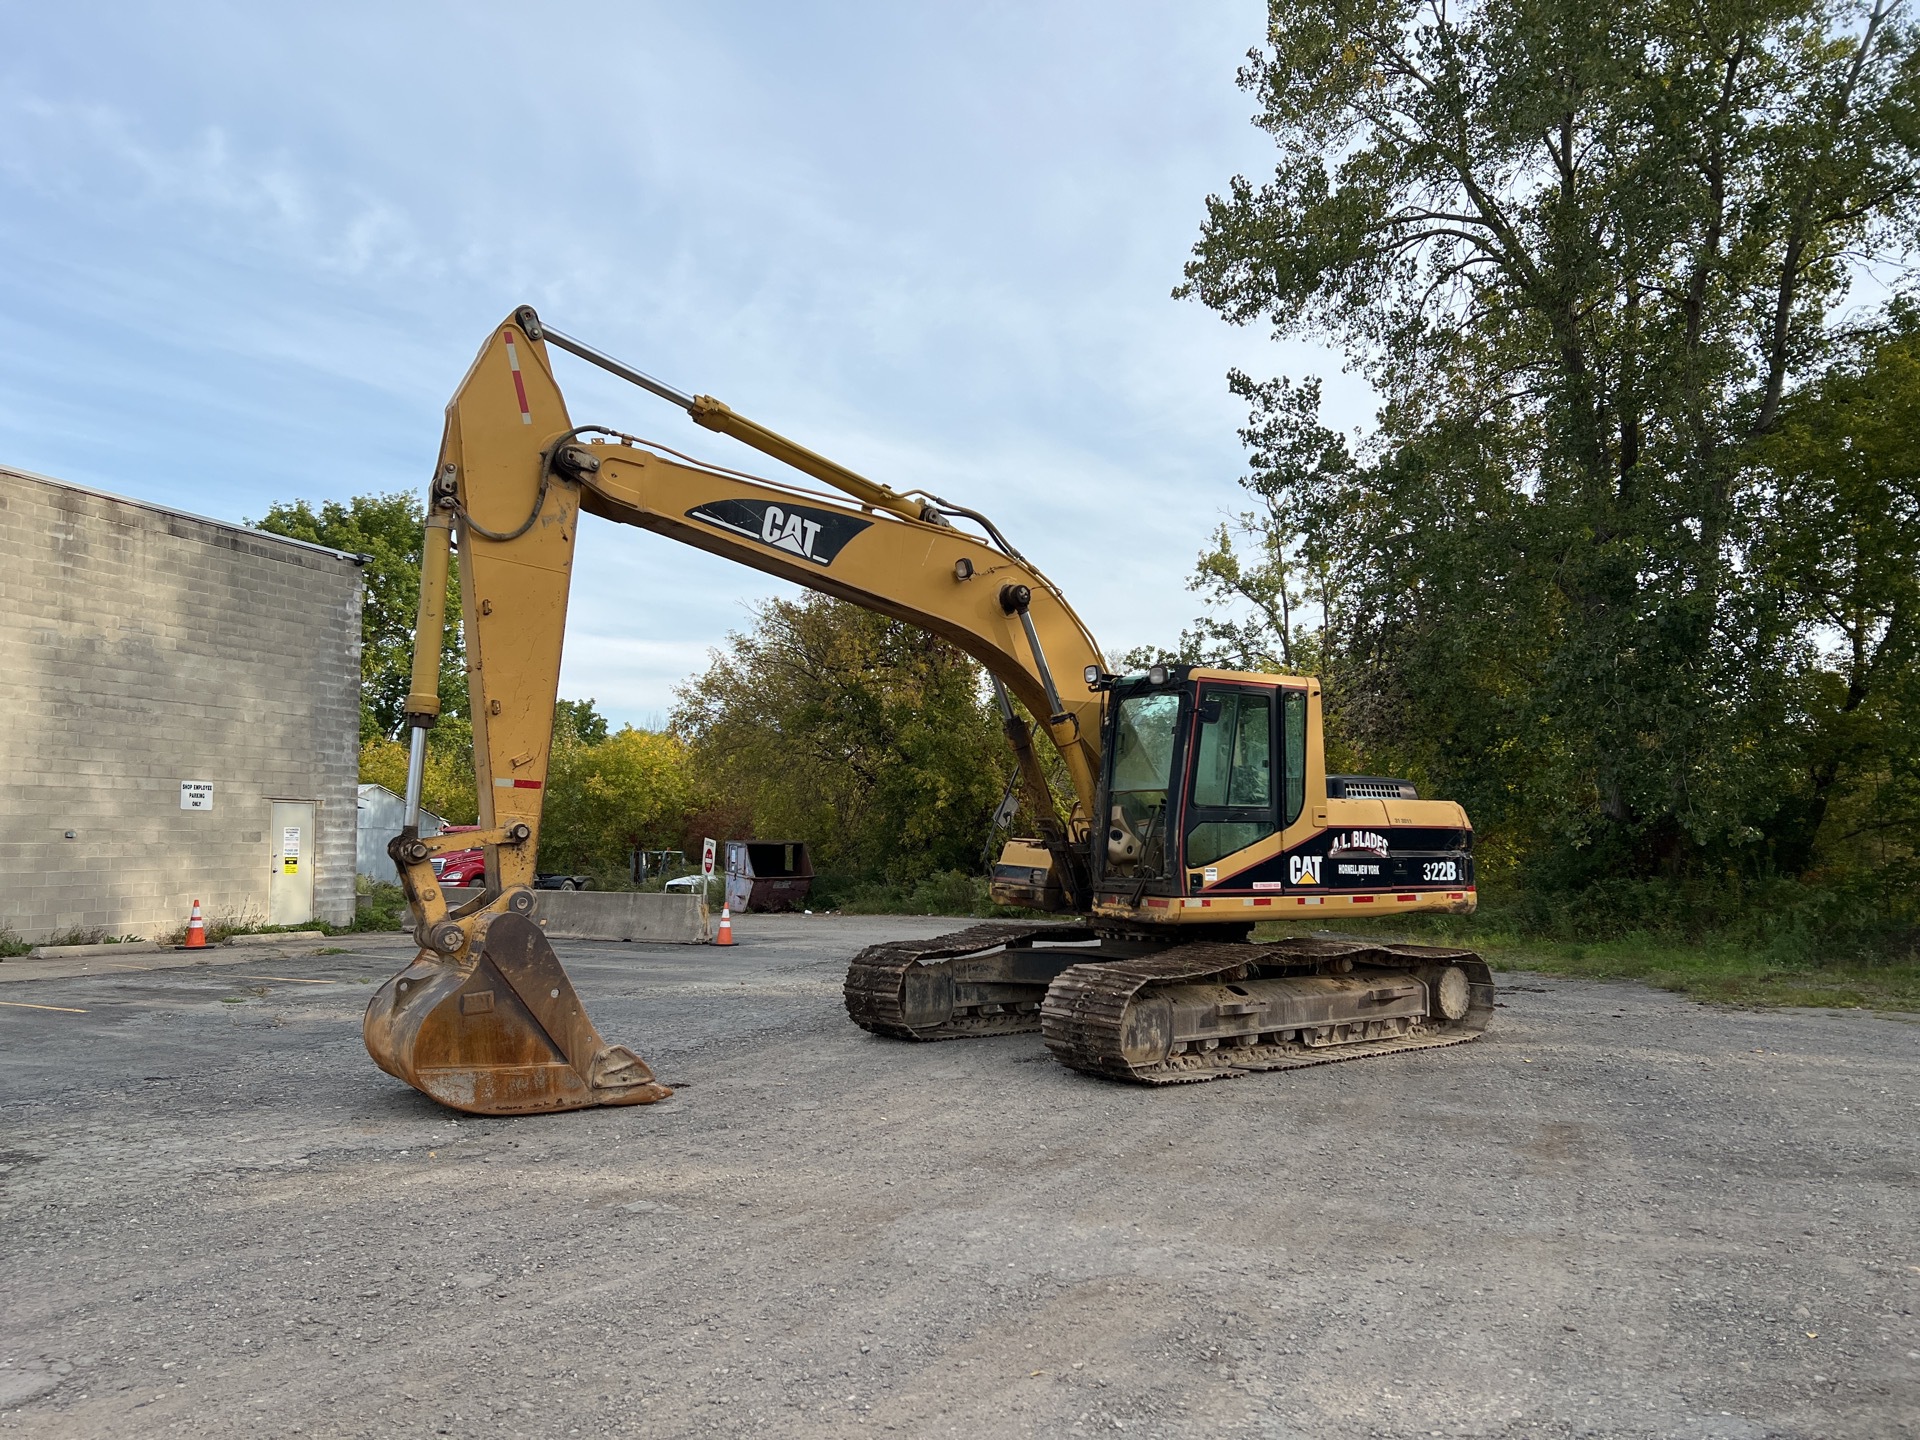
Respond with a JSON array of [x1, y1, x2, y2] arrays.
[[437, 310, 1104, 883]]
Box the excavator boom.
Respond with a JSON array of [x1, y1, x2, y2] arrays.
[[366, 309, 1108, 1114]]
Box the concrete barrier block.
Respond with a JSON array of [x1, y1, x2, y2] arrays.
[[24, 940, 167, 960], [536, 891, 707, 944]]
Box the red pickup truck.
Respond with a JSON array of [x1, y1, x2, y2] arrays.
[[430, 827, 590, 890]]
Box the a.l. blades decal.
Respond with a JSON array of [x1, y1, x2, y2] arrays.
[[1214, 826, 1473, 893], [686, 498, 871, 567]]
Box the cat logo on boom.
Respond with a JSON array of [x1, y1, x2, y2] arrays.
[[1288, 854, 1323, 886], [686, 498, 871, 568]]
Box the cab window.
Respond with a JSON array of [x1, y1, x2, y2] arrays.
[[1191, 691, 1271, 807], [1282, 689, 1307, 827], [1185, 689, 1276, 869], [1107, 690, 1182, 876]]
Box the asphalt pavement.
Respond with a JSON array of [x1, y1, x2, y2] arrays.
[[0, 914, 1915, 1439]]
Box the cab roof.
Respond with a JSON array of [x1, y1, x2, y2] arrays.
[[1114, 664, 1314, 690]]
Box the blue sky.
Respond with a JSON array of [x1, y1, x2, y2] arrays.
[[1, 1, 1368, 729]]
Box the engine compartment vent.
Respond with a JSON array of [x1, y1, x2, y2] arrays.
[[1327, 775, 1419, 801]]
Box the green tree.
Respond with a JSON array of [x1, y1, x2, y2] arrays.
[[1179, 0, 1920, 883], [361, 697, 639, 840], [538, 726, 695, 876], [358, 734, 477, 826], [1747, 307, 1920, 883], [1146, 374, 1354, 675], [553, 697, 610, 748], [251, 493, 465, 741], [671, 594, 1009, 885]]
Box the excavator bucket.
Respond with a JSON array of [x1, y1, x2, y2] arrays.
[[363, 913, 672, 1115]]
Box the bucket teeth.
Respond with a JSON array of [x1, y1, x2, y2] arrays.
[[587, 1044, 671, 1100], [363, 912, 670, 1115]]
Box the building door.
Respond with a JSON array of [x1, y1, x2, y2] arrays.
[[269, 801, 317, 926]]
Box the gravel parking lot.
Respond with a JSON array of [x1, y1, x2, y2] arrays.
[[1, 914, 1915, 1439]]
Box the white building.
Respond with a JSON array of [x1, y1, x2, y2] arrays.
[[0, 466, 363, 943]]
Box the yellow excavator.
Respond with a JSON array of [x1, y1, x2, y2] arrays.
[[364, 309, 1493, 1115]]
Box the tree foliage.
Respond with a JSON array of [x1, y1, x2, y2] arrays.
[[1174, 0, 1920, 910], [256, 489, 709, 874], [1746, 308, 1920, 886], [538, 720, 696, 876], [1135, 374, 1352, 678], [258, 491, 483, 823], [672, 594, 1009, 886], [251, 492, 466, 741], [358, 733, 477, 827]]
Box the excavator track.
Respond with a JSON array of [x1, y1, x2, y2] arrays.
[[1040, 937, 1494, 1084], [844, 921, 1099, 1040]]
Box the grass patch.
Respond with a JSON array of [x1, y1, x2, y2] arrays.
[[1488, 935, 1918, 1009], [1255, 911, 1920, 1012], [159, 884, 412, 945], [819, 870, 1029, 919], [48, 928, 144, 947]]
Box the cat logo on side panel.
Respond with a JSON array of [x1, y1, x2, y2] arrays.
[[686, 499, 872, 567]]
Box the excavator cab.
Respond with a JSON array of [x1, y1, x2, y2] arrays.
[[1094, 666, 1299, 896], [993, 663, 1477, 925]]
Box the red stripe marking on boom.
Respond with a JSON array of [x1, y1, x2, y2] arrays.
[[502, 331, 533, 424]]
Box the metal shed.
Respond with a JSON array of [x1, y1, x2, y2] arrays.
[[356, 785, 445, 885]]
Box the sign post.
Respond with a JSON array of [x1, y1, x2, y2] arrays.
[[700, 837, 717, 936]]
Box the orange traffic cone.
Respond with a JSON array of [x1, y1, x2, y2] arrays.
[[183, 899, 207, 949], [714, 905, 735, 946]]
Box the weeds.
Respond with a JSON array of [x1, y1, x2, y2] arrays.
[[144, 885, 410, 946], [341, 882, 408, 932], [47, 927, 112, 947], [821, 870, 1028, 919], [4, 927, 150, 952], [1256, 888, 1920, 1012]]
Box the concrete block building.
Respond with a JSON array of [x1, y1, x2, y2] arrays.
[[0, 466, 363, 943]]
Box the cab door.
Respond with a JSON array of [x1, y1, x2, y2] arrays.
[[1095, 685, 1188, 888], [1181, 684, 1279, 887]]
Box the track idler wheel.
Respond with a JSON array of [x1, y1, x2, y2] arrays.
[[363, 912, 671, 1115]]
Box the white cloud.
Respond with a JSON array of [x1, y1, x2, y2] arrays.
[[0, 0, 1355, 728]]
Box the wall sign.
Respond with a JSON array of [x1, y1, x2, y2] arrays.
[[180, 781, 215, 811]]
